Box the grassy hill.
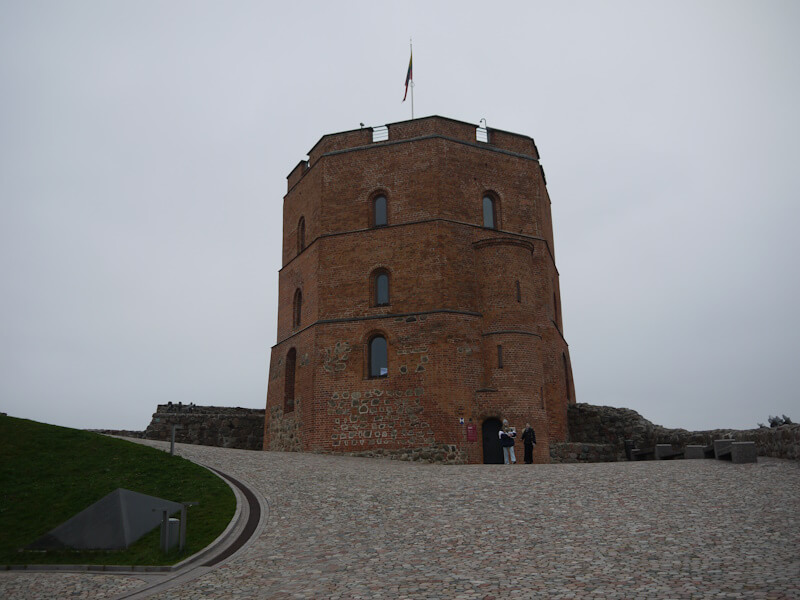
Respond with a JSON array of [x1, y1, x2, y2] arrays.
[[0, 415, 236, 565]]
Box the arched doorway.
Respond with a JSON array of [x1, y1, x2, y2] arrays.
[[482, 418, 503, 464]]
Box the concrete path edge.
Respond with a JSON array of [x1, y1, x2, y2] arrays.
[[109, 463, 269, 600]]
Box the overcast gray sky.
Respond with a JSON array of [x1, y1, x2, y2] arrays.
[[1, 1, 798, 432]]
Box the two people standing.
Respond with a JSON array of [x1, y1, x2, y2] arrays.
[[499, 420, 537, 465]]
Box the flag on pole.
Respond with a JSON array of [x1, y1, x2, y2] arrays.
[[403, 51, 413, 101]]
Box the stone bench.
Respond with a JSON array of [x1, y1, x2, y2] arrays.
[[623, 439, 756, 463], [714, 439, 757, 464], [654, 444, 684, 460], [714, 439, 734, 459], [685, 444, 715, 459], [623, 441, 655, 461], [730, 442, 758, 463], [624, 441, 685, 461]]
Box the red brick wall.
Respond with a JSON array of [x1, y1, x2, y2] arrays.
[[265, 116, 575, 463], [307, 128, 372, 167]]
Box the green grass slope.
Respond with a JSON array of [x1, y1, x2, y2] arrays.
[[0, 415, 236, 565]]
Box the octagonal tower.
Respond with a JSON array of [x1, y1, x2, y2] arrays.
[[264, 116, 575, 464]]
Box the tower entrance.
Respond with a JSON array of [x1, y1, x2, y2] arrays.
[[482, 418, 504, 464]]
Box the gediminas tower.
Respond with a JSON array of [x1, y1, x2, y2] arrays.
[[264, 116, 575, 464]]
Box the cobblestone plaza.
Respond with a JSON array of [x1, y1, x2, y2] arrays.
[[2, 440, 798, 599]]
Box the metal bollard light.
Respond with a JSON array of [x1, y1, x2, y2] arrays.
[[179, 502, 199, 551]]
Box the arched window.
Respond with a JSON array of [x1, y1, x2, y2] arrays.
[[284, 348, 296, 413], [372, 269, 390, 306], [482, 196, 496, 229], [297, 217, 305, 254], [369, 335, 388, 378], [515, 280, 521, 303], [293, 289, 302, 328], [373, 195, 387, 227]]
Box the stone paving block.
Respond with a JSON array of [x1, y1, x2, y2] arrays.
[[731, 441, 757, 464], [714, 438, 734, 459]]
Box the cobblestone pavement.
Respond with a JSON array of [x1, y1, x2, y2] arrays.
[[3, 441, 799, 599], [0, 572, 149, 599]]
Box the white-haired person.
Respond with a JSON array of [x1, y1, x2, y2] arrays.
[[499, 420, 517, 464]]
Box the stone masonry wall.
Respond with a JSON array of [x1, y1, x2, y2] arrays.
[[554, 403, 799, 462], [549, 442, 619, 463], [143, 405, 265, 451]]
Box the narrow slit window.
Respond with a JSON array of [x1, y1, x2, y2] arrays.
[[374, 195, 387, 227], [483, 196, 496, 229], [376, 273, 389, 306], [497, 345, 503, 369], [293, 289, 302, 328], [297, 217, 305, 254], [369, 335, 388, 378], [554, 292, 558, 323], [516, 280, 521, 303], [284, 348, 296, 413]]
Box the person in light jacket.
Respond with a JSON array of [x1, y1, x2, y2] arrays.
[[521, 422, 536, 464], [499, 420, 517, 464]]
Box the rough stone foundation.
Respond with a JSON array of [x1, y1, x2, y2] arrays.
[[348, 443, 467, 464]]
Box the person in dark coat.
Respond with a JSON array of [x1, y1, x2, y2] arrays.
[[521, 422, 536, 464]]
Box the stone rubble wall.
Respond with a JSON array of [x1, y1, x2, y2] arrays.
[[549, 442, 618, 463], [555, 403, 799, 462], [348, 443, 467, 465], [266, 405, 302, 452], [143, 405, 265, 451]]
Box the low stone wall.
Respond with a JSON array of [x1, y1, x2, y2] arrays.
[[143, 404, 265, 451], [561, 403, 799, 461], [88, 429, 144, 438], [348, 443, 467, 465], [550, 442, 618, 463], [140, 401, 798, 462]]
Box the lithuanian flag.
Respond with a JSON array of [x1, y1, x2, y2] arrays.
[[403, 51, 413, 101]]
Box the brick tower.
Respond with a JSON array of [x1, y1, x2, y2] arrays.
[[264, 116, 575, 464]]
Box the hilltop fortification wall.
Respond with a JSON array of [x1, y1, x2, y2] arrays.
[[143, 404, 265, 451], [550, 403, 799, 462]]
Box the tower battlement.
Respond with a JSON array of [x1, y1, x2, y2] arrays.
[[288, 116, 540, 191]]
